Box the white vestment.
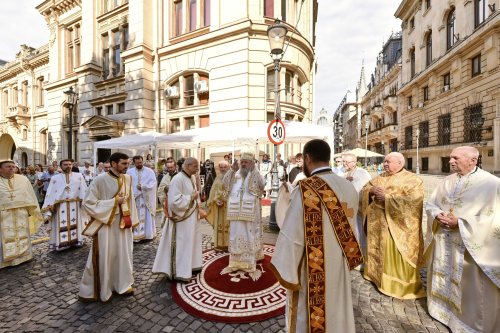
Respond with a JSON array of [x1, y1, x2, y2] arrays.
[[127, 167, 157, 241], [221, 169, 265, 280], [0, 174, 43, 269], [271, 173, 358, 333], [425, 168, 500, 333], [152, 171, 202, 281], [260, 161, 272, 191], [78, 172, 139, 302], [41, 172, 89, 251], [344, 167, 371, 261]]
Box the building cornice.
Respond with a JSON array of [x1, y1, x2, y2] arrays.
[[158, 20, 315, 65], [0, 45, 50, 81]]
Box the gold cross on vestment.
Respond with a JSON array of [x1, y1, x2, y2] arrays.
[[7, 192, 15, 200]]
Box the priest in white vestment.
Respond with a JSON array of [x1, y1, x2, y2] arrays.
[[342, 153, 371, 267], [41, 159, 89, 251], [78, 152, 139, 302], [271, 140, 361, 333], [221, 152, 266, 281], [0, 160, 43, 269], [152, 157, 202, 282], [425, 146, 500, 333], [127, 156, 157, 241]]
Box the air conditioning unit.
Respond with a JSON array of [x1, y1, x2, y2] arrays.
[[443, 85, 450, 92], [194, 80, 209, 93], [417, 102, 424, 108], [164, 86, 179, 99]]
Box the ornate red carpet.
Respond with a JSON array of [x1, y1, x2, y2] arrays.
[[171, 244, 286, 323]]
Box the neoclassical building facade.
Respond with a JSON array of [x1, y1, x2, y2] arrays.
[[0, 0, 318, 165], [395, 0, 500, 173]]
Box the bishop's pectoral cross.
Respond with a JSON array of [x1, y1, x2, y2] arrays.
[[7, 192, 15, 201]]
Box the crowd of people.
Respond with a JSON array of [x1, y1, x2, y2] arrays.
[[0, 141, 498, 333]]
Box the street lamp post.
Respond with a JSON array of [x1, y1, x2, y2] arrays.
[[416, 128, 420, 174], [267, 20, 287, 230], [63, 86, 78, 159], [364, 113, 370, 168]]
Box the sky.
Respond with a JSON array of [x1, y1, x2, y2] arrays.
[[0, 0, 402, 119], [314, 0, 402, 118]]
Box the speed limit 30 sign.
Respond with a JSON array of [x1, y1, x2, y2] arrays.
[[267, 119, 286, 145]]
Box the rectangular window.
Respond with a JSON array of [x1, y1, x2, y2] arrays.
[[264, 0, 274, 17], [438, 114, 451, 145], [443, 73, 450, 91], [184, 75, 195, 106], [102, 33, 109, 79], [106, 105, 113, 115], [267, 69, 276, 99], [464, 103, 483, 142], [96, 106, 102, 116], [423, 86, 429, 101], [174, 0, 183, 36], [407, 96, 413, 109], [170, 118, 180, 133], [421, 157, 429, 172], [203, 0, 210, 26], [37, 77, 44, 106], [117, 103, 125, 114], [441, 156, 450, 173], [472, 54, 481, 77], [113, 30, 121, 76], [419, 121, 429, 148], [266, 112, 274, 123], [185, 117, 195, 130], [475, 0, 486, 27], [405, 126, 413, 149], [407, 157, 413, 171], [123, 26, 129, 50], [22, 81, 28, 106], [199, 115, 210, 127], [285, 70, 293, 103], [189, 0, 197, 32]]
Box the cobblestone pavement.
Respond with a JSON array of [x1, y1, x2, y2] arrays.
[[1, 174, 451, 333]]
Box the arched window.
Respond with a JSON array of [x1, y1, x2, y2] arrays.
[[447, 9, 456, 50], [426, 32, 432, 67], [410, 48, 415, 78], [165, 72, 209, 110]]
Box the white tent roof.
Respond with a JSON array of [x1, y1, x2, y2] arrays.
[[93, 131, 194, 149], [92, 122, 334, 161]]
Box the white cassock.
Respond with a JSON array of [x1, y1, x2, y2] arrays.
[[271, 172, 359, 333], [425, 167, 500, 333], [41, 172, 89, 251], [221, 169, 265, 281], [127, 167, 157, 241], [152, 171, 202, 281], [78, 172, 139, 302], [344, 167, 371, 260]]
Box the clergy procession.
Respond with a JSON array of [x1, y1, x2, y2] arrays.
[[0, 141, 499, 333]]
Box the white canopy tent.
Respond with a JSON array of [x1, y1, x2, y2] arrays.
[[91, 121, 334, 165]]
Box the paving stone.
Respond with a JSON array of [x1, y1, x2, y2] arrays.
[[1, 207, 456, 333]]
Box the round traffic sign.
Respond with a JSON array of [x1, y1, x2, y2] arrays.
[[267, 119, 286, 145]]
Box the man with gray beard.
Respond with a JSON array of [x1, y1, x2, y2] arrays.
[[221, 151, 266, 281]]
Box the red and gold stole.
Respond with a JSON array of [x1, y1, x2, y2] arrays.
[[298, 175, 363, 332]]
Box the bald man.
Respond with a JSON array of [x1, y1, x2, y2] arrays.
[[425, 146, 500, 332], [360, 152, 425, 299]]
